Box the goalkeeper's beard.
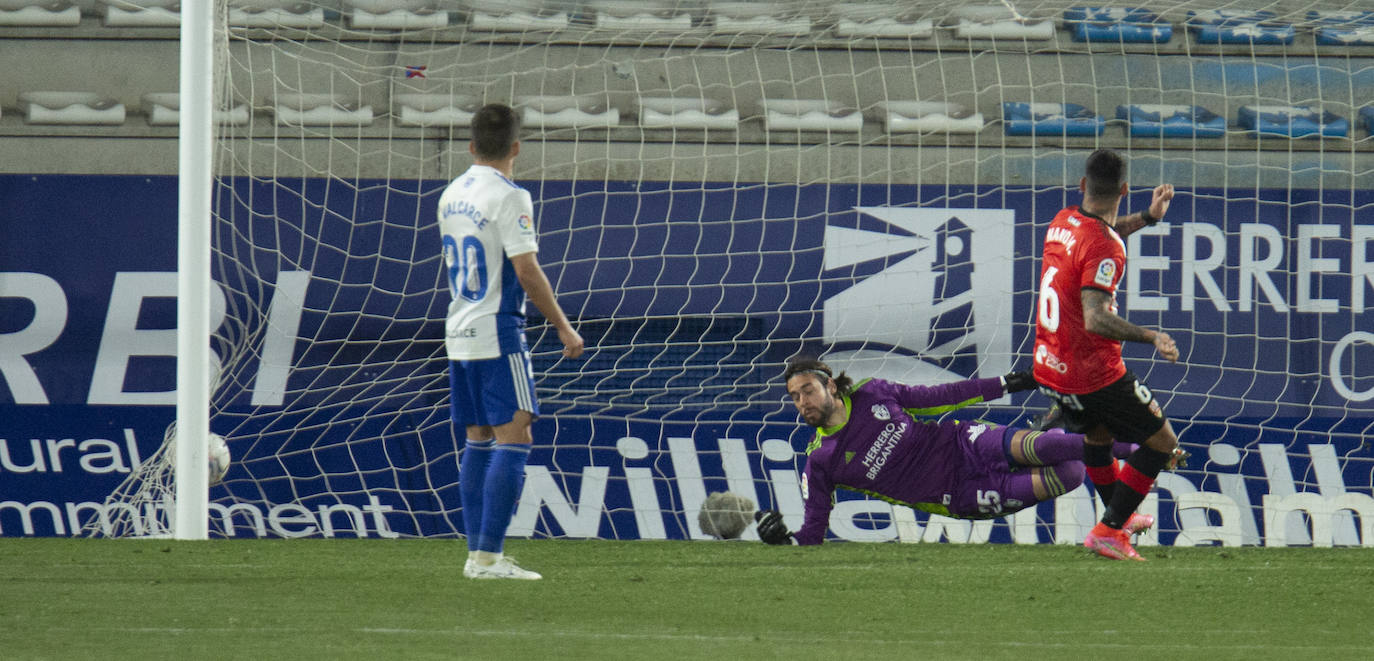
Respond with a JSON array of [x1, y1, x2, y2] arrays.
[[801, 398, 838, 428]]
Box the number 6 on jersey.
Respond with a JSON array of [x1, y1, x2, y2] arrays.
[[1038, 266, 1060, 332]]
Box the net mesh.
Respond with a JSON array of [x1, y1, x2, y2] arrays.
[[90, 0, 1374, 546]]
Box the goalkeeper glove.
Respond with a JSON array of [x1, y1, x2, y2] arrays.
[[755, 509, 793, 545], [1001, 371, 1037, 393]]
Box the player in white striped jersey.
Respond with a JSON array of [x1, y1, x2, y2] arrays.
[[439, 103, 583, 580]]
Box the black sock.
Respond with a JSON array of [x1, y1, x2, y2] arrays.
[[1102, 446, 1172, 529]]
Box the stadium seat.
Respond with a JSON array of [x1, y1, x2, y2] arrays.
[[343, 1, 448, 30], [1063, 7, 1173, 43], [830, 3, 933, 39], [1002, 102, 1105, 136], [638, 97, 739, 130], [587, 1, 694, 32], [101, 0, 180, 27], [19, 91, 125, 125], [1116, 104, 1227, 138], [1360, 107, 1374, 135], [758, 99, 862, 132], [1237, 105, 1349, 138], [708, 2, 811, 37], [879, 101, 985, 134], [0, 0, 80, 26], [143, 93, 250, 126], [949, 5, 1054, 40], [1308, 10, 1374, 46], [516, 95, 620, 129], [464, 0, 570, 32], [1185, 9, 1294, 45], [272, 93, 374, 126], [227, 1, 326, 29], [392, 93, 480, 127]]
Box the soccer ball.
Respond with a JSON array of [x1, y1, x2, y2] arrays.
[[208, 433, 231, 485], [697, 491, 756, 540]]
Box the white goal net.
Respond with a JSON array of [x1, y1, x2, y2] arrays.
[[91, 0, 1374, 547]]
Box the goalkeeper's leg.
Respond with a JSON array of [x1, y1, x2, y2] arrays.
[[1002, 428, 1084, 467]]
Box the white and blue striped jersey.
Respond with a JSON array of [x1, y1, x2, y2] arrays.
[[437, 164, 540, 360]]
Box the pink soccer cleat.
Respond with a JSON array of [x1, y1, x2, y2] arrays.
[[1123, 513, 1156, 536], [1084, 522, 1146, 561]]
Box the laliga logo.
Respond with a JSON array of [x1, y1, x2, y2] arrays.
[[821, 207, 1016, 384]]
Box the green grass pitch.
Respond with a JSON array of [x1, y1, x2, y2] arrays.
[[2, 538, 1371, 660]]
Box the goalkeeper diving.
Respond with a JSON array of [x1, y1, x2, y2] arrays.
[[751, 358, 1166, 546]]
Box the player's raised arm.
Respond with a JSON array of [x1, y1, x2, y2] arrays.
[[888, 371, 1033, 414], [1115, 183, 1174, 238]]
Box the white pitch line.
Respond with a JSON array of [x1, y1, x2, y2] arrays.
[[353, 627, 1366, 652], [57, 625, 1362, 652]]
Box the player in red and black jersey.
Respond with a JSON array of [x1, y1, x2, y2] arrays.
[[1032, 149, 1182, 561]]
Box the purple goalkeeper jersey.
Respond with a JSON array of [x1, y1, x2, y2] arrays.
[[794, 376, 1007, 545]]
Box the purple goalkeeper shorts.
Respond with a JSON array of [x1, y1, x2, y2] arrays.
[[945, 423, 1033, 519]]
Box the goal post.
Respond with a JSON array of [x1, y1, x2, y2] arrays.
[[86, 0, 1374, 546], [172, 0, 219, 541]]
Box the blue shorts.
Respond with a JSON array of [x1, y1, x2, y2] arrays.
[[448, 353, 538, 428]]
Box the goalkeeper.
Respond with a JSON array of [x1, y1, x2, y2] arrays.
[[755, 358, 1151, 546]]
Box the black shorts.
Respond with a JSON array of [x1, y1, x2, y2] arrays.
[[1037, 372, 1166, 445]]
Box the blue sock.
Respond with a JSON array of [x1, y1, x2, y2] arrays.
[[477, 443, 531, 554], [459, 439, 494, 552]]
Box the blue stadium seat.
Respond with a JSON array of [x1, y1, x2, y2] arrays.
[[1359, 107, 1374, 135], [1002, 102, 1104, 137], [1186, 10, 1294, 45], [1116, 104, 1227, 138], [1308, 11, 1374, 46], [1236, 105, 1348, 138], [1063, 7, 1172, 43]]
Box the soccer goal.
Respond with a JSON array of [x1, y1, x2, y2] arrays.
[[88, 0, 1374, 547]]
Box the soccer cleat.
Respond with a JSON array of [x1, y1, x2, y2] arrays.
[[1084, 522, 1146, 561], [1030, 402, 1063, 431], [1167, 447, 1191, 471], [464, 556, 542, 580], [1123, 513, 1156, 536]]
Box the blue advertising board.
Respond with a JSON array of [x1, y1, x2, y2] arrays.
[[1, 174, 1371, 545]]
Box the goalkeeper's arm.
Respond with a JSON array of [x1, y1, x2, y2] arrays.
[[755, 510, 795, 545]]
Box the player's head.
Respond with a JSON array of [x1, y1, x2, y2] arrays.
[[783, 358, 852, 428], [470, 103, 521, 162], [1081, 149, 1128, 202]]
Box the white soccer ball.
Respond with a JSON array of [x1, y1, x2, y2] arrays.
[[208, 433, 231, 485]]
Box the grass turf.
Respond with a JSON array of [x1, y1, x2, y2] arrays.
[[1, 538, 1371, 660]]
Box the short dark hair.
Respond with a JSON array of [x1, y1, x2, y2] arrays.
[[471, 103, 521, 161], [1083, 149, 1126, 199], [783, 358, 854, 399]]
